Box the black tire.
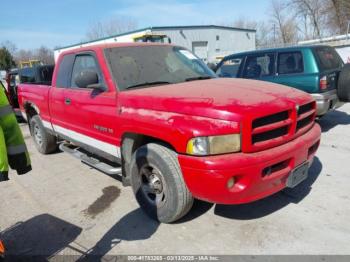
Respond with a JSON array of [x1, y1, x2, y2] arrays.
[[30, 115, 57, 154], [130, 143, 194, 223], [337, 64, 350, 102]]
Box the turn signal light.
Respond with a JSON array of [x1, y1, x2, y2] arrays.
[[0, 240, 5, 256]]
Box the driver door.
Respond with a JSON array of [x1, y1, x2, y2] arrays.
[[63, 52, 120, 158]]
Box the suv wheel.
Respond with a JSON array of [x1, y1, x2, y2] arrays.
[[130, 143, 194, 223], [337, 64, 350, 102]]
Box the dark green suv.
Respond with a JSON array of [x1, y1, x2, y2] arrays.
[[216, 45, 350, 116]]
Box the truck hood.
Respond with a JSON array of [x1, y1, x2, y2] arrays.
[[118, 78, 313, 121]]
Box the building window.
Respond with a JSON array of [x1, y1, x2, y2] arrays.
[[216, 35, 220, 41]]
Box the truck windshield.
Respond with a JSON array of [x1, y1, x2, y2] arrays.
[[104, 46, 216, 91]]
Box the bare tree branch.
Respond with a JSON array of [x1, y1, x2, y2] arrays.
[[86, 18, 138, 41]]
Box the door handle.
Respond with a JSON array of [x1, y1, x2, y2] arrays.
[[65, 98, 71, 105]]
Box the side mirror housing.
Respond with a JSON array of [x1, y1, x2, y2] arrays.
[[74, 70, 106, 91]]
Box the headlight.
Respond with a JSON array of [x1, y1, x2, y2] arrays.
[[186, 134, 241, 156]]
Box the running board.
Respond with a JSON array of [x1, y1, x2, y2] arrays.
[[59, 143, 122, 175]]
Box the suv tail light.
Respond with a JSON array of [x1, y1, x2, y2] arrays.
[[320, 76, 328, 90]]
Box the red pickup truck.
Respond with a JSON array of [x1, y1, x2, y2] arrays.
[[18, 43, 321, 223]]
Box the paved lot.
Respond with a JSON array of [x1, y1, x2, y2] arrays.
[[1, 104, 350, 258]]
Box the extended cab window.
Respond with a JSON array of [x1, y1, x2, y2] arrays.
[[216, 57, 243, 77], [56, 54, 75, 88], [277, 51, 303, 75], [71, 55, 102, 88], [242, 53, 275, 78], [104, 46, 215, 91], [19, 68, 36, 83]]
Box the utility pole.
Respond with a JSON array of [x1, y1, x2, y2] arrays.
[[273, 24, 276, 47]]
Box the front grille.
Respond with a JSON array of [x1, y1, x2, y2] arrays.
[[296, 102, 315, 132], [252, 126, 289, 144], [252, 111, 289, 129], [297, 114, 313, 130], [249, 101, 316, 151], [251, 110, 291, 145], [298, 102, 313, 116]]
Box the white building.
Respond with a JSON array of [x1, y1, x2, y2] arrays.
[[54, 25, 256, 63]]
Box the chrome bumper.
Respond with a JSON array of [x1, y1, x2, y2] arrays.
[[311, 90, 343, 116]]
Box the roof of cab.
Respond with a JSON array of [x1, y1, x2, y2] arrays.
[[58, 42, 174, 57]]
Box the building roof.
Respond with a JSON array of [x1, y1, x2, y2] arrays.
[[54, 25, 256, 51]]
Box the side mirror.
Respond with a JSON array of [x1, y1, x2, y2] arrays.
[[74, 70, 106, 91]]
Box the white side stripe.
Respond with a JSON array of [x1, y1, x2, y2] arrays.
[[42, 120, 54, 131], [49, 123, 121, 158]]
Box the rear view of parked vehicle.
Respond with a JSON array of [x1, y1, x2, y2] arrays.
[[216, 45, 350, 116]]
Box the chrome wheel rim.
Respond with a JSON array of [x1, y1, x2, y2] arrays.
[[139, 164, 166, 207], [33, 123, 43, 146]]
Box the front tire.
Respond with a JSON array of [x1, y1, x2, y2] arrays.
[[130, 143, 194, 223], [30, 115, 57, 154]]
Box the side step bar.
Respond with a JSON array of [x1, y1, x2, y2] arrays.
[[59, 143, 122, 175]]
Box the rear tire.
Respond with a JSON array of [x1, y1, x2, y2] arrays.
[[337, 64, 350, 102], [30, 115, 57, 154], [130, 143, 194, 223]]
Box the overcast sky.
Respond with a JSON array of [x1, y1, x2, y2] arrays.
[[0, 0, 270, 50]]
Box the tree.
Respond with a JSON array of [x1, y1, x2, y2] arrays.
[[36, 46, 54, 64], [231, 17, 258, 30], [15, 49, 33, 65], [289, 0, 327, 39], [0, 47, 16, 71], [86, 18, 137, 41], [326, 0, 350, 34], [270, 0, 299, 44], [1, 41, 17, 55]]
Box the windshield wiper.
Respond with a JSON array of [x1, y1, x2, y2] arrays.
[[126, 81, 171, 89], [185, 76, 214, 82]]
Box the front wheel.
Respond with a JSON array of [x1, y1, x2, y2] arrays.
[[130, 143, 194, 223]]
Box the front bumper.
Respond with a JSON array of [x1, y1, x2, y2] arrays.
[[178, 123, 321, 204], [311, 90, 342, 116]]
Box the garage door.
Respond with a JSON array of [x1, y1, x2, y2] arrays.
[[192, 41, 208, 63]]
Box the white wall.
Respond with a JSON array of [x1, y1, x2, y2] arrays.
[[336, 46, 350, 63]]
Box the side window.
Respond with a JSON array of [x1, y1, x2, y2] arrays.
[[20, 68, 36, 83], [278, 52, 303, 75], [216, 57, 243, 77], [38, 66, 54, 84], [71, 55, 101, 88], [243, 53, 275, 78], [56, 54, 75, 88]]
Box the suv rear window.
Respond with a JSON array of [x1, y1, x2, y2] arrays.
[[313, 46, 343, 71]]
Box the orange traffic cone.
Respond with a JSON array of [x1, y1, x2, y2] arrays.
[[0, 239, 5, 257]]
